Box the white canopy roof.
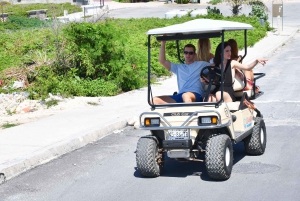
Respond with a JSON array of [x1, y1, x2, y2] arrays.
[[146, 19, 254, 35]]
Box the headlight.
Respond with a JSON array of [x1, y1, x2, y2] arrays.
[[144, 118, 160, 127], [198, 116, 218, 125]]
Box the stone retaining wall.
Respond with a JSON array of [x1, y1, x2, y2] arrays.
[[27, 9, 48, 20], [9, 0, 74, 4], [0, 13, 8, 22]]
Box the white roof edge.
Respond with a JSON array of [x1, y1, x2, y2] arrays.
[[146, 19, 254, 35]]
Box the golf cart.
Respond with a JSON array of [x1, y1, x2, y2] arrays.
[[136, 19, 267, 180]]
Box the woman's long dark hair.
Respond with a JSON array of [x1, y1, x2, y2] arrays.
[[213, 42, 230, 66]]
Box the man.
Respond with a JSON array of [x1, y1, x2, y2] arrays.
[[152, 41, 210, 104]]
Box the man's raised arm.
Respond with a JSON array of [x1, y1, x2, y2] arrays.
[[159, 41, 171, 71]]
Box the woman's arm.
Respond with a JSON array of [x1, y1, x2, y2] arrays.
[[231, 58, 267, 70]]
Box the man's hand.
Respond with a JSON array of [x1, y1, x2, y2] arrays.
[[201, 77, 209, 84], [161, 34, 167, 45]]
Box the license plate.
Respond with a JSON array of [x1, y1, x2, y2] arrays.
[[167, 129, 189, 140]]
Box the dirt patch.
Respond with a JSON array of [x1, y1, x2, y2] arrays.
[[0, 96, 102, 131]]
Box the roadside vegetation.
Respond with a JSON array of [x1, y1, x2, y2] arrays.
[[2, 2, 82, 17], [0, 3, 270, 100], [1, 123, 20, 129], [208, 0, 222, 5]]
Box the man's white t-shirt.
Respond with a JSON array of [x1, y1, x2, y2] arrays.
[[170, 61, 209, 95]]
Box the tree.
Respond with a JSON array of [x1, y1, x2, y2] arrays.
[[228, 0, 268, 16]]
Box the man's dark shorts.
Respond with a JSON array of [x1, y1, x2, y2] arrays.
[[169, 92, 202, 102]]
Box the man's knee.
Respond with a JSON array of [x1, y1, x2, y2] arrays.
[[182, 92, 196, 102], [152, 97, 162, 104], [152, 96, 176, 104]]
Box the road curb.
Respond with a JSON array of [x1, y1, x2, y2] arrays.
[[261, 28, 299, 59], [0, 118, 129, 183], [244, 28, 299, 64]]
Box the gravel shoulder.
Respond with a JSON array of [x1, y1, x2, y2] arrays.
[[0, 95, 103, 131]]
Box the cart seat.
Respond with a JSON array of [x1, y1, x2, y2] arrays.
[[226, 101, 240, 111], [232, 69, 254, 98], [234, 90, 253, 98]]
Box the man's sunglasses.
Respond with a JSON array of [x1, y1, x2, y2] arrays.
[[183, 51, 194, 55]]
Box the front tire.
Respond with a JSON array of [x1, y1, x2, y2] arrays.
[[136, 136, 163, 177], [205, 134, 233, 180], [244, 117, 267, 155]]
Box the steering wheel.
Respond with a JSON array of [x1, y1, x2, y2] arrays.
[[200, 66, 221, 86], [200, 66, 221, 102]]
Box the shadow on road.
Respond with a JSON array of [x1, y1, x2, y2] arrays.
[[133, 142, 247, 181]]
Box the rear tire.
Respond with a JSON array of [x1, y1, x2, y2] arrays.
[[244, 117, 267, 155], [205, 134, 233, 180], [136, 136, 163, 177]]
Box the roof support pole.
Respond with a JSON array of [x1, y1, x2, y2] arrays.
[[176, 40, 184, 64], [242, 29, 248, 61], [147, 35, 154, 108], [218, 30, 225, 106]]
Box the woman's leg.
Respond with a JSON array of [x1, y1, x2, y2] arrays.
[[215, 91, 233, 102], [244, 70, 260, 93], [244, 70, 254, 81], [207, 94, 217, 102]]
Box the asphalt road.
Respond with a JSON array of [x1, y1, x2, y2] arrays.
[[1, 1, 300, 201], [108, 0, 300, 28], [108, 3, 251, 19]]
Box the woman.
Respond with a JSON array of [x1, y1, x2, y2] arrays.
[[196, 38, 214, 63], [210, 42, 267, 102], [227, 39, 242, 63], [227, 39, 257, 92]]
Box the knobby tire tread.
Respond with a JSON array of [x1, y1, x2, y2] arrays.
[[136, 136, 161, 177], [244, 117, 266, 155], [205, 134, 233, 180]]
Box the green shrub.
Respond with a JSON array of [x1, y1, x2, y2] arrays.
[[2, 123, 20, 129], [6, 16, 48, 29], [1, 14, 270, 99], [62, 21, 149, 93], [249, 0, 268, 8], [45, 99, 59, 108], [206, 6, 222, 15], [27, 65, 60, 100], [249, 4, 268, 21], [63, 22, 125, 78], [27, 65, 120, 99], [80, 78, 119, 96], [208, 0, 222, 5], [0, 20, 23, 31], [176, 0, 190, 4], [0, 28, 56, 70]]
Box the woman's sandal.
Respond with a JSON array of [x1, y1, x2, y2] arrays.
[[244, 78, 260, 94], [255, 85, 260, 94]]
